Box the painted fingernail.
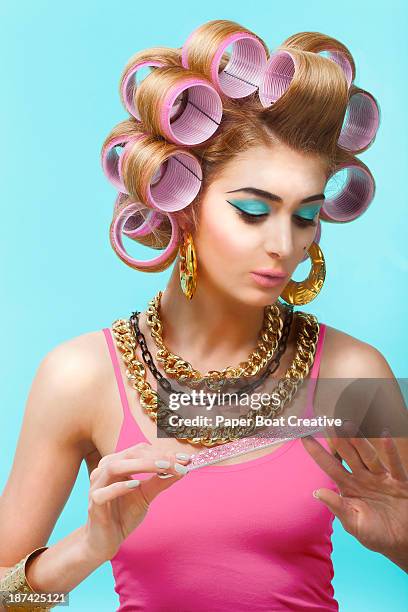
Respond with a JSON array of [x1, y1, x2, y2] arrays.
[[176, 453, 191, 461], [126, 479, 141, 488], [155, 460, 171, 469], [312, 489, 320, 499], [175, 462, 189, 475]]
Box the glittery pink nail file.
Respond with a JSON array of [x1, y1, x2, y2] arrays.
[[186, 426, 325, 471]]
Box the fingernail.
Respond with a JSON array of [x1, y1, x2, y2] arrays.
[[312, 489, 320, 499], [126, 479, 141, 488], [158, 474, 175, 479], [155, 460, 171, 469], [175, 462, 189, 475], [176, 453, 191, 461]]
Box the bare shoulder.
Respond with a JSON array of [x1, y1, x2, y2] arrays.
[[34, 328, 114, 455], [315, 322, 408, 470], [0, 329, 114, 560], [319, 323, 395, 379]]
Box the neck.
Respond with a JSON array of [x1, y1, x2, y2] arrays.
[[140, 257, 286, 369]]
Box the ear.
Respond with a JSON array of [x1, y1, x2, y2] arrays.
[[176, 215, 194, 236]]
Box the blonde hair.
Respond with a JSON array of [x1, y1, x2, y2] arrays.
[[102, 19, 379, 272]]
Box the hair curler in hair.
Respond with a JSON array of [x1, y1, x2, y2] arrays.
[[259, 49, 351, 108], [110, 202, 180, 272], [259, 50, 377, 155], [338, 87, 380, 153], [122, 60, 165, 119], [101, 134, 143, 193], [182, 20, 269, 98], [113, 193, 163, 238], [102, 133, 203, 212], [135, 67, 223, 146], [318, 49, 353, 88], [119, 47, 182, 119], [281, 31, 355, 87], [320, 162, 375, 223], [258, 50, 294, 106]]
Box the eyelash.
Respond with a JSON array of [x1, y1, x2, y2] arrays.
[[233, 209, 318, 228]]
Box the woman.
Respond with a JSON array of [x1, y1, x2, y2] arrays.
[[0, 19, 407, 612]]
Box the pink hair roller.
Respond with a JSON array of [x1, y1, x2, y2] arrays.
[[338, 90, 380, 152], [113, 193, 163, 238], [102, 135, 203, 212], [318, 50, 353, 87], [158, 77, 223, 145], [258, 50, 295, 107], [110, 202, 180, 270], [121, 60, 164, 119], [182, 32, 268, 98], [142, 150, 203, 212], [101, 134, 143, 193], [320, 164, 375, 223], [259, 49, 353, 108]]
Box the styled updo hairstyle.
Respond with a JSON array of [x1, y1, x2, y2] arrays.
[[101, 20, 380, 272]]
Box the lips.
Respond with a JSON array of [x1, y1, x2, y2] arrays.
[[252, 270, 288, 279], [250, 272, 288, 288]]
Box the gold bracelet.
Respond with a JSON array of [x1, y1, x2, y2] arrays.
[[0, 546, 52, 611]]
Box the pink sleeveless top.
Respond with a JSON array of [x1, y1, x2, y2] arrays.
[[102, 322, 339, 612]]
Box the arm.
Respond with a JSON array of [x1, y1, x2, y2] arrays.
[[318, 326, 408, 472], [0, 332, 108, 606], [302, 328, 408, 572]]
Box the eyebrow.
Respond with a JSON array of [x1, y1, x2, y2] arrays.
[[226, 187, 326, 204]]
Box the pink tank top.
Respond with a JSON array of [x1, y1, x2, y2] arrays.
[[102, 321, 339, 611]]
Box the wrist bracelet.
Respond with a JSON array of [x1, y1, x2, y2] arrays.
[[0, 546, 52, 611]]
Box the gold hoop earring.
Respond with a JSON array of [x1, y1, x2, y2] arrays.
[[279, 241, 326, 306], [179, 232, 197, 300]]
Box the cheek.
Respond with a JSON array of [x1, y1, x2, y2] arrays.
[[194, 205, 256, 271]]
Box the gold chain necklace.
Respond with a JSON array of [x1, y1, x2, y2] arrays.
[[111, 309, 320, 447], [145, 291, 284, 390]]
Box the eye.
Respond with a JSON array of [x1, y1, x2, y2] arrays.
[[227, 199, 270, 224], [234, 210, 319, 227], [292, 215, 318, 228], [233, 209, 268, 224]]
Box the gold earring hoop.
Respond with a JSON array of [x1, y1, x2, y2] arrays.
[[279, 241, 326, 306], [179, 232, 197, 300]]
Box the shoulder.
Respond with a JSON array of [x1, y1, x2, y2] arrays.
[[31, 328, 116, 454], [40, 328, 112, 389], [317, 322, 395, 379]]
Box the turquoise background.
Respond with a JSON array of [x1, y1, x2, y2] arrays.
[[1, 1, 407, 610]]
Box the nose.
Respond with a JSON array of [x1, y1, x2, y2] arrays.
[[263, 214, 294, 259]]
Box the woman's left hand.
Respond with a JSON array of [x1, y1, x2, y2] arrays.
[[301, 424, 408, 567]]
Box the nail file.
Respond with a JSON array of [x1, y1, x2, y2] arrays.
[[185, 426, 325, 472]]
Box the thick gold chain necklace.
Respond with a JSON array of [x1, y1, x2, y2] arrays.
[[111, 308, 320, 447], [145, 290, 284, 390]]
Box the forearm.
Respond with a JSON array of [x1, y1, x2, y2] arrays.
[[0, 524, 106, 603]]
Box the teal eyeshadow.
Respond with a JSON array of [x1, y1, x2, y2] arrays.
[[227, 199, 270, 215], [228, 198, 322, 219], [295, 204, 322, 220]]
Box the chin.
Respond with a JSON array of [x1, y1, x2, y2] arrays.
[[241, 288, 282, 308]]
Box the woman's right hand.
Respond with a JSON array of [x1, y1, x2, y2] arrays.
[[84, 443, 191, 561]]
